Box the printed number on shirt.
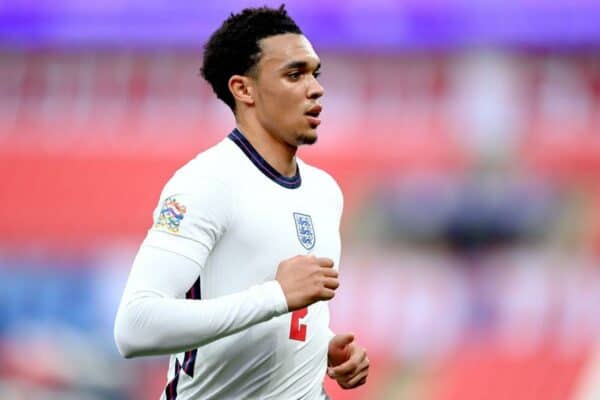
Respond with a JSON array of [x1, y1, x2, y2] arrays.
[[289, 307, 308, 341]]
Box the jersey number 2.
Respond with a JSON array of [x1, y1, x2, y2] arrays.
[[289, 307, 308, 341]]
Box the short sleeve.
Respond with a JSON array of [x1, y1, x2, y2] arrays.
[[142, 174, 232, 267]]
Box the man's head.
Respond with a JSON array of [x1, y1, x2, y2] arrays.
[[201, 5, 324, 146]]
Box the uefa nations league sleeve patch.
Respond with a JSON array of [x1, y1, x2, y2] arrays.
[[155, 196, 187, 233]]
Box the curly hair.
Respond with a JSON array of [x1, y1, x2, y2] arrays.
[[200, 5, 302, 112]]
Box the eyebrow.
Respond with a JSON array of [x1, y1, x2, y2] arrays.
[[281, 61, 321, 71]]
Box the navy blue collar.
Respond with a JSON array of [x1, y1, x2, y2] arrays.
[[228, 128, 302, 189]]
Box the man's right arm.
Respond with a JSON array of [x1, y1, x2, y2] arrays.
[[113, 244, 288, 358], [113, 244, 338, 358]]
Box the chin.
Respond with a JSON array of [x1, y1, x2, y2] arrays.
[[297, 132, 318, 145]]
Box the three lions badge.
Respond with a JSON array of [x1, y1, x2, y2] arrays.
[[293, 212, 315, 250]]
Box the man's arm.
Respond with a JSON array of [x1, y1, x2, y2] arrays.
[[113, 245, 338, 358], [114, 245, 288, 357]]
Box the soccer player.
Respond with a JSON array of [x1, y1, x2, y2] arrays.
[[114, 5, 369, 399]]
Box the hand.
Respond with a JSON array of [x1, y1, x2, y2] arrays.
[[327, 333, 369, 389], [275, 255, 338, 311]]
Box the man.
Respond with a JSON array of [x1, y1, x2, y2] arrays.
[[114, 5, 369, 399]]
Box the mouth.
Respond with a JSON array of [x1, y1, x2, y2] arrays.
[[305, 105, 322, 127]]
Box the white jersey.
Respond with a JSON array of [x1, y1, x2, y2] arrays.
[[139, 128, 343, 399]]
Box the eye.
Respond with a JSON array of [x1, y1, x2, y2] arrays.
[[288, 71, 301, 80], [313, 70, 321, 78]]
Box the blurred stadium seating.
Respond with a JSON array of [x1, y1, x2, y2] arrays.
[[1, 1, 600, 399]]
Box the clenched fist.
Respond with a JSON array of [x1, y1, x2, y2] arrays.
[[275, 255, 339, 311]]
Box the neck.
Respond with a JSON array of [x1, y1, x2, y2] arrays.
[[235, 115, 298, 178]]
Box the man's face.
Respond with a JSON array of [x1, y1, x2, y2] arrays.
[[251, 33, 324, 146]]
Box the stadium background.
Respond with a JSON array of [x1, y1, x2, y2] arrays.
[[1, 1, 600, 399]]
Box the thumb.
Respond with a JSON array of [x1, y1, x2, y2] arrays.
[[331, 333, 354, 348]]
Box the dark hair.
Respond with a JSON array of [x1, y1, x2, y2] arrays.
[[200, 5, 302, 112]]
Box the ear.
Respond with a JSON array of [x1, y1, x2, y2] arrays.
[[228, 75, 255, 107]]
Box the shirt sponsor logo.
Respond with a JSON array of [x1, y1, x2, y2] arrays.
[[293, 212, 316, 250], [155, 196, 187, 233]]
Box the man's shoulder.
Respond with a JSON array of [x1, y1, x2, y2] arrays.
[[300, 160, 341, 190], [175, 138, 238, 180], [162, 138, 238, 195], [298, 159, 343, 204]]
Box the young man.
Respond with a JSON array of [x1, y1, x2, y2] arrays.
[[114, 6, 369, 399]]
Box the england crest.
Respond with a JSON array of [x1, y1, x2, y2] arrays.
[[293, 212, 316, 250]]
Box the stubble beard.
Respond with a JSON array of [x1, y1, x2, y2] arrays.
[[297, 131, 318, 145]]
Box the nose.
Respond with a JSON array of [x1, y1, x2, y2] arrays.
[[307, 75, 324, 100]]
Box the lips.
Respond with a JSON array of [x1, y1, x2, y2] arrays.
[[305, 105, 322, 127], [305, 104, 322, 118]]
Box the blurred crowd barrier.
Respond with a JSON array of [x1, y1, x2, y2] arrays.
[[1, 50, 599, 399]]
